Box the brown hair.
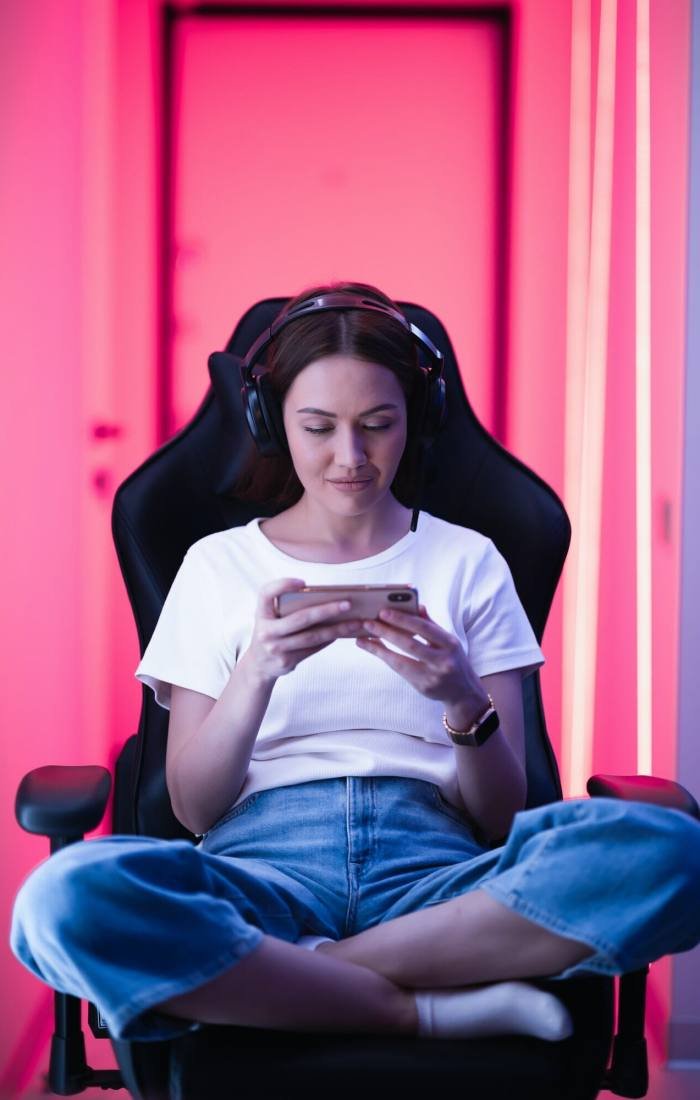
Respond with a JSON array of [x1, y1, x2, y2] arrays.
[[232, 279, 426, 508]]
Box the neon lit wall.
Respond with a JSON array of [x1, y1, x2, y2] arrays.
[[1, 2, 86, 1093], [0, 0, 694, 1089]]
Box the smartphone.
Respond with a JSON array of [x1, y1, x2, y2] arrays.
[[274, 585, 419, 635]]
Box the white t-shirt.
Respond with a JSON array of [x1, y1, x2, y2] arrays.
[[135, 510, 544, 813]]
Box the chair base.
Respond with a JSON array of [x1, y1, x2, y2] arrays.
[[48, 1032, 122, 1096], [601, 1036, 649, 1098]]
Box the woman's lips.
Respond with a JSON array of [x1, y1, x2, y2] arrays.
[[327, 478, 373, 492]]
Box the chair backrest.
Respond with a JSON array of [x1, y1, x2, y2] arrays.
[[112, 298, 570, 838]]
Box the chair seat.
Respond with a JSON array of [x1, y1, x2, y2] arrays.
[[114, 975, 613, 1100]]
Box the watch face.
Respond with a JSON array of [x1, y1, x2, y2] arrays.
[[447, 710, 499, 746], [473, 710, 500, 745], [443, 705, 500, 745]]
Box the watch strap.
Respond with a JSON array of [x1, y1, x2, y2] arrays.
[[442, 696, 500, 747]]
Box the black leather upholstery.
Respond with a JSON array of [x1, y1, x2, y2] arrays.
[[15, 766, 111, 839], [587, 774, 700, 818]]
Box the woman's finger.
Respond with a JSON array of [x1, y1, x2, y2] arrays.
[[376, 606, 449, 644], [274, 619, 365, 650], [355, 637, 423, 680], [362, 619, 434, 658], [274, 598, 355, 636], [259, 577, 306, 619]]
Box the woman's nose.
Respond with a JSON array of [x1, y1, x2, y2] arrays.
[[334, 427, 367, 467]]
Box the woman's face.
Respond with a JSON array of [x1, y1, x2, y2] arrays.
[[282, 355, 408, 519]]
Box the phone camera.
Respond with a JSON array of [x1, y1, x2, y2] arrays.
[[388, 592, 410, 602]]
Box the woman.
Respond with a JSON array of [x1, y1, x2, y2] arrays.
[[11, 281, 700, 1045]]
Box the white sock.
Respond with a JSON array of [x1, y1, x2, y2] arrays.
[[296, 934, 335, 951], [414, 981, 573, 1042]]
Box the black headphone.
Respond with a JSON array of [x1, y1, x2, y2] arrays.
[[208, 291, 447, 530]]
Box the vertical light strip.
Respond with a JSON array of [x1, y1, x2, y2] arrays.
[[636, 0, 653, 775], [562, 0, 591, 795], [566, 0, 618, 796]]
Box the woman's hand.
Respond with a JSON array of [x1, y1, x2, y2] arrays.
[[243, 577, 364, 686], [357, 604, 529, 843], [355, 603, 488, 715]]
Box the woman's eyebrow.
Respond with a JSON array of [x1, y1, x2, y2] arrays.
[[295, 404, 399, 417]]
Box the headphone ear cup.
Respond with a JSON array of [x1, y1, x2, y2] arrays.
[[243, 381, 276, 456], [256, 372, 288, 456], [209, 350, 287, 457]]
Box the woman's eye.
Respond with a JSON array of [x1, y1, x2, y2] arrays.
[[303, 423, 393, 435]]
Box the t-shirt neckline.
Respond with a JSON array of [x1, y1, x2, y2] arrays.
[[248, 513, 428, 568]]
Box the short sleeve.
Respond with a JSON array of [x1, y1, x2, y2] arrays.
[[463, 540, 544, 679], [134, 546, 234, 710]]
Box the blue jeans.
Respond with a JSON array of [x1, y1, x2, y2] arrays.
[[10, 778, 700, 1041]]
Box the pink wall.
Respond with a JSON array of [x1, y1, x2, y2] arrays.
[[0, 0, 159, 1091], [0, 0, 693, 1090], [1, 2, 89, 1091], [504, 0, 572, 759], [646, 0, 691, 1046]]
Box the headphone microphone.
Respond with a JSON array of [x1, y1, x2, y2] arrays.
[[208, 291, 447, 531]]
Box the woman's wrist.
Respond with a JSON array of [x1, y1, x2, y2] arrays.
[[236, 649, 277, 695], [444, 693, 492, 733]]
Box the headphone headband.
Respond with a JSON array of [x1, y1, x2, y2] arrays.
[[242, 292, 444, 379]]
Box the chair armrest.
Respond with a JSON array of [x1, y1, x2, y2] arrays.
[[16, 765, 112, 839], [587, 773, 700, 819]]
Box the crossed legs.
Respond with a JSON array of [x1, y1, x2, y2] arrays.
[[14, 797, 697, 1041], [317, 886, 594, 984], [158, 887, 594, 1035]]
